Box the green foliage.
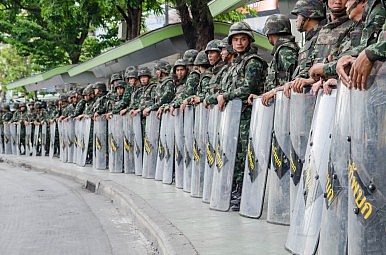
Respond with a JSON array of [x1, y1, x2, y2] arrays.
[[214, 6, 258, 23]]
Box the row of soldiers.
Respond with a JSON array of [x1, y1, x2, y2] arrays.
[[2, 0, 385, 212]]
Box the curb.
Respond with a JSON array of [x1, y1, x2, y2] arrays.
[[1, 155, 198, 255]]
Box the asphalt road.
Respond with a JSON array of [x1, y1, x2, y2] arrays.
[[0, 162, 156, 255]]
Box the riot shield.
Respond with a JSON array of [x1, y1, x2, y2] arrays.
[[49, 122, 56, 159], [79, 118, 91, 167], [347, 62, 385, 255], [108, 114, 123, 173], [123, 114, 135, 174], [191, 104, 209, 198], [41, 123, 47, 157], [239, 96, 274, 218], [10, 123, 17, 155], [183, 106, 194, 192], [174, 110, 184, 189], [210, 99, 242, 211], [73, 119, 80, 165], [94, 117, 107, 170], [16, 123, 21, 155], [142, 111, 160, 179], [285, 89, 337, 255], [318, 83, 350, 254], [132, 114, 143, 176], [32, 124, 40, 157], [59, 121, 68, 162], [266, 92, 291, 224], [289, 90, 317, 217], [155, 114, 166, 180], [4, 124, 11, 154], [0, 124, 3, 154], [25, 124, 32, 156], [162, 111, 175, 184], [202, 105, 220, 203], [66, 120, 75, 163]]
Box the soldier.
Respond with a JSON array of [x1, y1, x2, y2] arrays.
[[2, 104, 14, 123], [32, 102, 48, 156], [217, 21, 268, 210], [158, 59, 189, 117], [11, 102, 28, 154], [309, 0, 385, 92], [117, 66, 138, 116], [142, 60, 174, 117], [105, 80, 127, 119], [59, 91, 76, 122], [108, 73, 123, 95], [93, 82, 110, 119], [183, 49, 199, 71], [248, 14, 299, 106], [182, 50, 213, 108], [129, 67, 156, 117], [67, 88, 86, 120]]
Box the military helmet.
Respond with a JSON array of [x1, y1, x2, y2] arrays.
[[205, 39, 222, 53], [154, 60, 172, 74], [13, 102, 20, 110], [82, 85, 94, 96], [172, 59, 187, 73], [110, 73, 123, 84], [124, 66, 138, 79], [2, 104, 10, 111], [115, 80, 127, 90], [263, 14, 292, 36], [291, 0, 325, 19], [219, 37, 229, 48], [137, 66, 152, 77], [193, 51, 210, 66], [34, 101, 42, 109], [58, 95, 67, 102], [67, 90, 76, 98], [183, 49, 199, 65], [47, 101, 54, 107], [227, 21, 255, 44], [93, 82, 107, 92], [20, 102, 27, 108], [75, 87, 84, 96], [27, 100, 35, 106]]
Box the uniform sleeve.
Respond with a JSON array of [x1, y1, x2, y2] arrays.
[[150, 81, 175, 111], [185, 72, 200, 96]]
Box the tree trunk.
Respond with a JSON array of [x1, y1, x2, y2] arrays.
[[175, 0, 197, 49], [191, 0, 214, 51]]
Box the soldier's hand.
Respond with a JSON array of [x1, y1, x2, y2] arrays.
[[203, 99, 210, 109], [180, 100, 188, 112], [217, 95, 226, 112], [247, 94, 256, 105], [309, 63, 325, 80], [261, 91, 275, 106], [292, 78, 314, 93], [156, 108, 163, 119], [143, 108, 151, 117], [311, 79, 323, 96], [93, 113, 100, 120], [105, 112, 113, 119], [323, 78, 337, 95], [284, 81, 293, 98], [350, 50, 372, 90], [336, 55, 355, 87], [191, 96, 200, 106], [120, 108, 128, 116]]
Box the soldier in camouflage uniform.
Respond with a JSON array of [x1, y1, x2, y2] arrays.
[[129, 67, 156, 116], [67, 88, 86, 119], [107, 73, 123, 100], [142, 60, 174, 117], [309, 0, 385, 92], [93, 82, 110, 119], [183, 49, 199, 71], [10, 102, 28, 154], [105, 80, 126, 119], [181, 50, 213, 109], [248, 14, 299, 106], [158, 59, 189, 117], [292, 0, 355, 93], [117, 66, 138, 116], [32, 102, 48, 156], [217, 21, 268, 210], [59, 91, 76, 122], [2, 104, 13, 123], [203, 39, 235, 107]]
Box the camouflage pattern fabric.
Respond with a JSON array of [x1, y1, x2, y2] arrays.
[[70, 99, 86, 118], [138, 82, 157, 111], [113, 85, 133, 114], [93, 93, 110, 115], [366, 20, 386, 61], [149, 77, 175, 111], [205, 62, 229, 105]]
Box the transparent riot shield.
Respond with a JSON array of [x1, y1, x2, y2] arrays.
[[4, 124, 12, 154], [347, 62, 385, 255], [239, 96, 274, 218], [318, 83, 350, 255], [183, 106, 194, 192], [202, 105, 220, 203], [41, 123, 47, 157], [123, 114, 135, 174], [142, 111, 160, 178], [66, 120, 75, 163], [132, 114, 143, 176], [94, 117, 107, 170], [210, 99, 242, 211], [49, 122, 56, 159], [58, 121, 68, 162], [285, 89, 337, 255], [174, 110, 184, 189], [191, 104, 209, 198], [155, 114, 166, 180], [79, 118, 91, 167], [162, 111, 175, 184], [289, 90, 317, 217], [266, 92, 291, 225], [0, 124, 3, 154], [73, 119, 81, 165], [25, 124, 32, 156], [32, 124, 40, 157], [10, 123, 17, 155], [108, 114, 123, 173], [16, 123, 21, 155]]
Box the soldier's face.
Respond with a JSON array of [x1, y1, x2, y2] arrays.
[[232, 34, 250, 53], [155, 69, 162, 78], [328, 0, 347, 13], [346, 0, 364, 21], [140, 76, 150, 85], [116, 87, 125, 96], [175, 66, 187, 79], [128, 78, 137, 86], [207, 51, 221, 65]]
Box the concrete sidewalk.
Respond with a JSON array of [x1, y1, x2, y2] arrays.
[[1, 155, 289, 255]]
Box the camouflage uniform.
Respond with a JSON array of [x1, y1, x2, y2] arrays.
[[262, 14, 300, 92], [114, 66, 137, 114], [221, 22, 268, 190], [148, 61, 174, 111], [365, 20, 386, 61], [70, 98, 86, 118], [194, 51, 213, 101], [165, 59, 190, 108], [110, 81, 126, 113], [93, 83, 110, 115], [128, 67, 153, 111]]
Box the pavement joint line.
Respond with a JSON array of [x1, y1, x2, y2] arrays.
[[0, 155, 198, 255]]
